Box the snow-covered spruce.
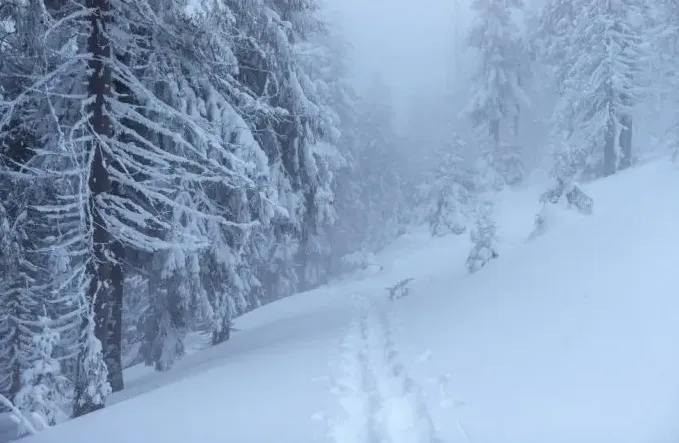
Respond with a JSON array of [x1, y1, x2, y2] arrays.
[[230, 0, 348, 294], [331, 74, 408, 256], [466, 0, 530, 188], [538, 0, 651, 178], [425, 136, 473, 237], [0, 0, 356, 409]]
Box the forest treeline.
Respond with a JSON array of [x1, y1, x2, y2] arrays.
[[0, 0, 678, 435]]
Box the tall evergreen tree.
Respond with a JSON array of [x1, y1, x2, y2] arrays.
[[229, 0, 344, 295], [1, 0, 357, 423], [540, 0, 650, 179], [2, 0, 280, 415], [351, 75, 406, 252], [467, 0, 530, 187], [0, 201, 23, 404], [425, 135, 475, 237], [0, 0, 83, 414]]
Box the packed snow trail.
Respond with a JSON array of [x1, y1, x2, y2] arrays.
[[331, 294, 441, 443], [330, 294, 382, 443]]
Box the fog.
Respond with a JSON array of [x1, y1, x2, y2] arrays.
[[323, 0, 674, 176], [324, 0, 470, 120]]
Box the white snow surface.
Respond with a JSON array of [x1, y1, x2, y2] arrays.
[[18, 160, 679, 442]]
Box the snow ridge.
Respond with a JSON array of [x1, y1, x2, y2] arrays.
[[331, 294, 441, 443]]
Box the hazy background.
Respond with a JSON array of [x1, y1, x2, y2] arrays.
[[322, 0, 472, 125], [319, 0, 556, 173]]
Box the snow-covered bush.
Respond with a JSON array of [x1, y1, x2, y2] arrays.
[[530, 177, 593, 240], [340, 250, 384, 276], [466, 201, 499, 273], [122, 274, 148, 369], [386, 278, 414, 301], [13, 317, 69, 434]]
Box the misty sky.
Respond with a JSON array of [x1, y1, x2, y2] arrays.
[[324, 0, 471, 113]]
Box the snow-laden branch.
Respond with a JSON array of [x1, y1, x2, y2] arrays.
[[0, 394, 37, 436]]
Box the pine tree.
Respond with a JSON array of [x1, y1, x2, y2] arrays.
[[0, 202, 22, 404], [276, 0, 345, 291], [467, 0, 530, 187], [121, 273, 148, 368], [229, 0, 345, 296], [2, 0, 357, 420], [0, 0, 79, 411], [426, 135, 474, 237], [139, 245, 190, 372], [350, 75, 406, 252], [72, 304, 111, 417], [313, 29, 363, 274], [540, 0, 650, 178], [2, 0, 281, 413], [656, 0, 679, 158]]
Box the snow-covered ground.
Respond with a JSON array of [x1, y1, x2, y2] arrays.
[[14, 159, 679, 443]]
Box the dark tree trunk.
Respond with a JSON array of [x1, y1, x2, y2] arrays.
[[211, 321, 231, 346], [490, 118, 500, 147], [74, 0, 123, 415], [619, 114, 633, 171], [603, 103, 617, 177], [618, 33, 633, 172], [514, 74, 521, 137], [106, 241, 125, 392]]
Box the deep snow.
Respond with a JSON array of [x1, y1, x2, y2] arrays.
[[12, 159, 679, 443]]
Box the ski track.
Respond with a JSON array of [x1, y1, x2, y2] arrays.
[[331, 294, 441, 443]]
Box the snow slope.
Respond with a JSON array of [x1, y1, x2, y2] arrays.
[[16, 159, 679, 443]]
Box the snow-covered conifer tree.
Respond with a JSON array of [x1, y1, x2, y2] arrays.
[[426, 135, 474, 237], [275, 0, 346, 291], [72, 303, 111, 417], [654, 0, 679, 158], [14, 316, 69, 433], [0, 202, 22, 404], [0, 2, 83, 413], [228, 0, 345, 295], [2, 0, 279, 414], [467, 0, 530, 187], [312, 29, 363, 273], [121, 274, 148, 368], [540, 0, 650, 178], [348, 75, 406, 252], [139, 242, 191, 372]]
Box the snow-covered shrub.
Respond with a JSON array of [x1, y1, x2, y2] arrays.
[[386, 278, 414, 301], [466, 201, 499, 273], [122, 274, 148, 369], [530, 177, 593, 240], [13, 317, 69, 434], [497, 143, 526, 186], [340, 250, 384, 275]]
